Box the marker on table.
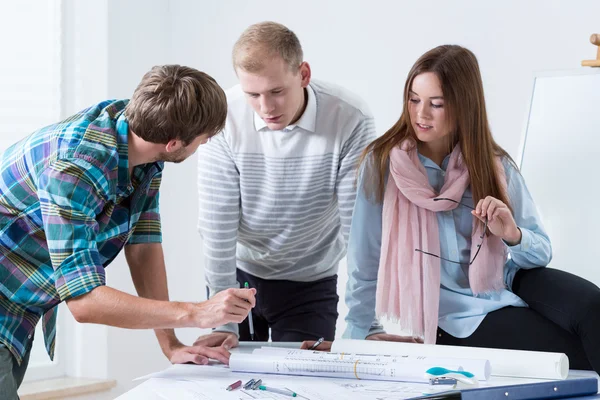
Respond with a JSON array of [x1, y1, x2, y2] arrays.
[[425, 367, 478, 389], [251, 379, 262, 390], [258, 385, 297, 397], [226, 380, 242, 391], [244, 282, 255, 341], [243, 379, 255, 390]]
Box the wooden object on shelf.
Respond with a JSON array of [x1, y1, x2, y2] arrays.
[[582, 33, 600, 67]]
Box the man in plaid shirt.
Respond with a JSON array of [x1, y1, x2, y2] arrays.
[[0, 65, 256, 398]]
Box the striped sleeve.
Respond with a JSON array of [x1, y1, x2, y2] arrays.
[[336, 116, 377, 243], [129, 173, 162, 244], [197, 132, 241, 334], [37, 158, 108, 301]]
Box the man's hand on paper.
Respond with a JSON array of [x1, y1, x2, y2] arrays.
[[366, 333, 423, 343], [193, 331, 239, 351], [300, 340, 332, 352], [166, 341, 231, 365]]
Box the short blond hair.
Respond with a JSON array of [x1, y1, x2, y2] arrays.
[[232, 21, 303, 73]]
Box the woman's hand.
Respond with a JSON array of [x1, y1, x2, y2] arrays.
[[473, 196, 521, 245], [366, 333, 423, 343]]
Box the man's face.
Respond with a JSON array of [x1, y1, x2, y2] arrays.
[[237, 57, 310, 131], [159, 134, 211, 164]]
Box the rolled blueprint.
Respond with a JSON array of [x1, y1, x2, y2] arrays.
[[331, 339, 569, 380], [230, 348, 491, 383]]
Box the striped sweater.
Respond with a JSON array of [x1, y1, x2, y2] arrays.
[[197, 80, 376, 334]]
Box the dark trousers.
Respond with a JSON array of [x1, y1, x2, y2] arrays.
[[0, 344, 31, 400], [437, 268, 600, 372], [236, 269, 339, 342]]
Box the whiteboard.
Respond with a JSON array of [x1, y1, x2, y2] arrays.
[[518, 69, 600, 286]]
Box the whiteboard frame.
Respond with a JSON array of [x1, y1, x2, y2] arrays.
[[516, 68, 600, 169]]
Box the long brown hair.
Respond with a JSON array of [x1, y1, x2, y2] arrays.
[[360, 45, 514, 210]]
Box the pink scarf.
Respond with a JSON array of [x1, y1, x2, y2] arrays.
[[375, 140, 507, 344]]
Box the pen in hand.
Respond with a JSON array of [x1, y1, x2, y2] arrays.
[[308, 337, 324, 350], [244, 282, 255, 341]]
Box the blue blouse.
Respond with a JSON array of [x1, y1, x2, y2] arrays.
[[343, 153, 552, 340]]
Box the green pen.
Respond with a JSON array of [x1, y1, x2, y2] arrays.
[[244, 282, 255, 340], [258, 385, 297, 397]]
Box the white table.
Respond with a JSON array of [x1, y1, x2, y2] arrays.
[[117, 342, 600, 400], [116, 342, 298, 400]]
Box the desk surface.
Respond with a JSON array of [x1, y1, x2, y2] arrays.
[[117, 342, 298, 400], [117, 342, 600, 400]]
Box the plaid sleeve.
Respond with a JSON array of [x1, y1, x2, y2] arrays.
[[128, 172, 162, 244], [37, 158, 108, 301]]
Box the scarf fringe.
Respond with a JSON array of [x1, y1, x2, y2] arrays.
[[375, 311, 425, 339]]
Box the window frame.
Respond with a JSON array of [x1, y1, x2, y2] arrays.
[[2, 0, 67, 383]]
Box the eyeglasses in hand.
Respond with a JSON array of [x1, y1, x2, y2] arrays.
[[414, 197, 487, 265]]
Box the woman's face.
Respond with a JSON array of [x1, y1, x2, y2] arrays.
[[408, 72, 452, 147]]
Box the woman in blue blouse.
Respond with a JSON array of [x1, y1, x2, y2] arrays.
[[339, 45, 599, 372]]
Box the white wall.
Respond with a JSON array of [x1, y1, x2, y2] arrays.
[[57, 1, 600, 398], [168, 0, 599, 157]]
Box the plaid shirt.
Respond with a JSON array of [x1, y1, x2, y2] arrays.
[[0, 99, 163, 364]]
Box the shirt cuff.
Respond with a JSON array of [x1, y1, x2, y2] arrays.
[[343, 323, 372, 340], [367, 325, 386, 337], [213, 323, 239, 338], [127, 233, 163, 245], [128, 218, 162, 244], [505, 227, 533, 253], [54, 257, 106, 301]]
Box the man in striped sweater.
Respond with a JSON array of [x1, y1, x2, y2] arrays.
[[195, 22, 376, 349]]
